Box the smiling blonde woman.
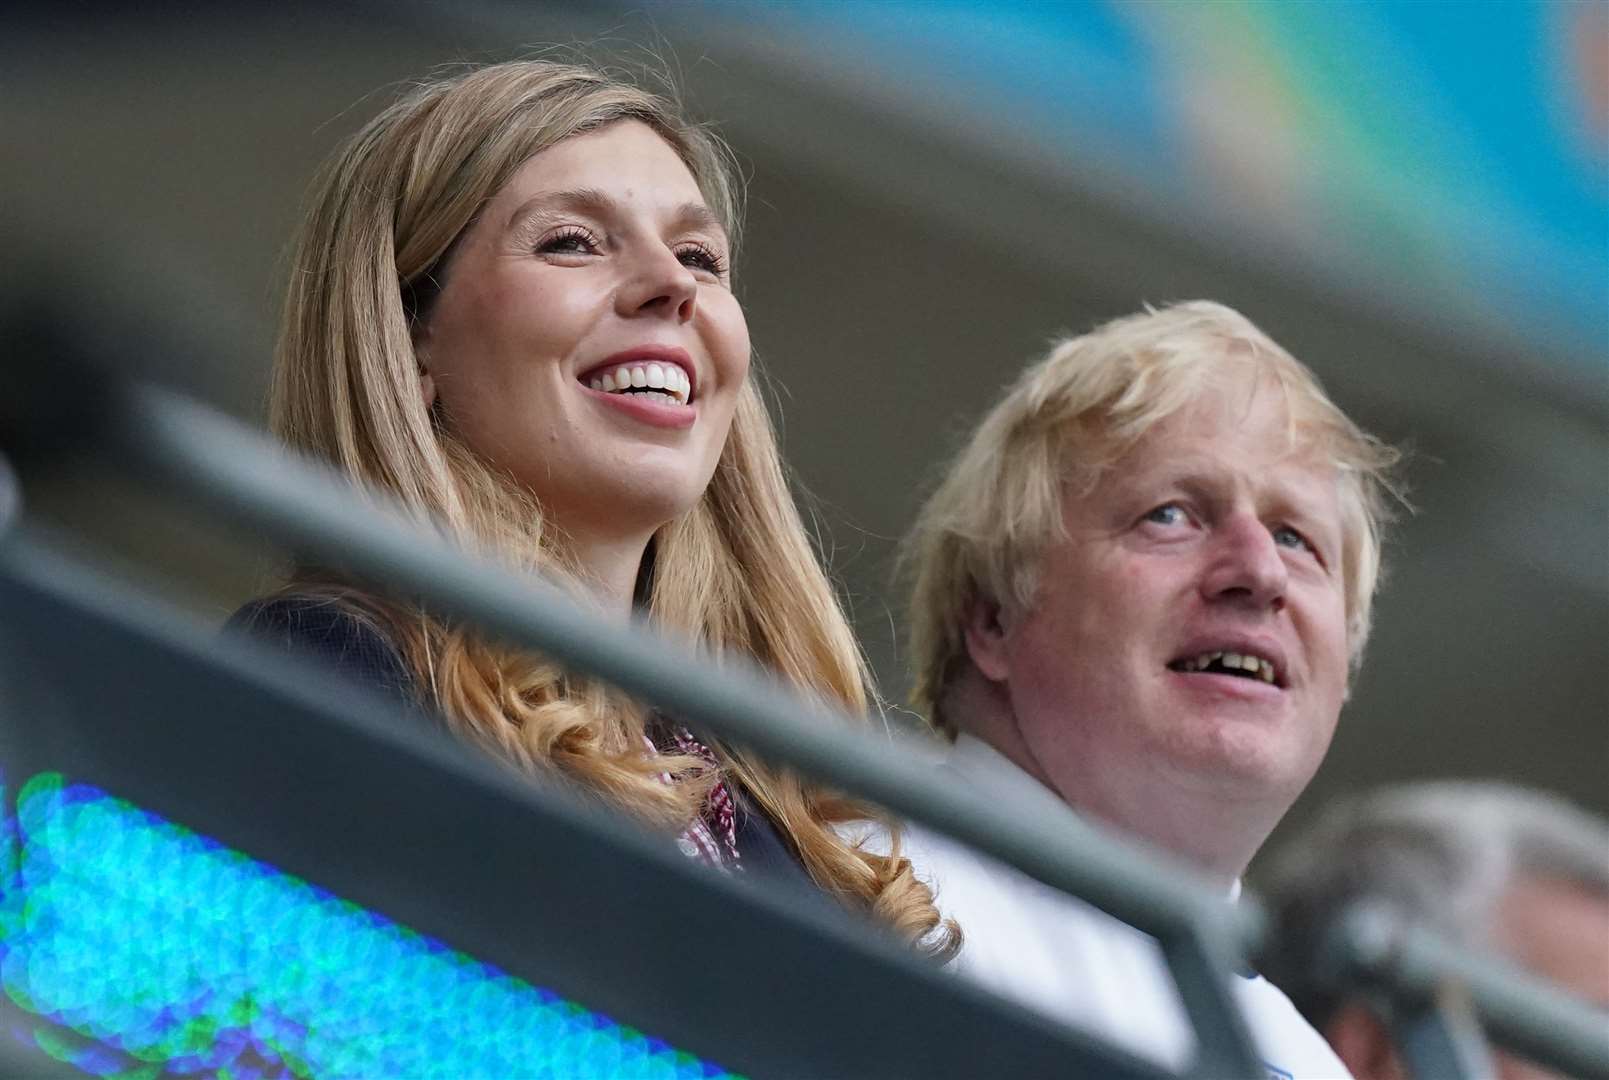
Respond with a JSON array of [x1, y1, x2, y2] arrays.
[[236, 58, 955, 954]]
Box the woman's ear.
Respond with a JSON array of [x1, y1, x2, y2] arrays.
[[418, 366, 437, 410], [415, 331, 438, 410]]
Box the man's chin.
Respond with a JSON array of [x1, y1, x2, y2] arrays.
[[1167, 721, 1329, 803]]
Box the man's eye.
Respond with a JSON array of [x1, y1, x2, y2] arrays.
[[1272, 525, 1314, 553], [1144, 504, 1187, 527]]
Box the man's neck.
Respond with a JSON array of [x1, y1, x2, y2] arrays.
[[947, 674, 1280, 889], [1075, 771, 1269, 891]]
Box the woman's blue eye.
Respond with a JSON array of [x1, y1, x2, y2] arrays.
[[1145, 504, 1187, 527]]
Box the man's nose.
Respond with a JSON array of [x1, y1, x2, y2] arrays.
[[1200, 511, 1288, 612], [616, 245, 698, 323]]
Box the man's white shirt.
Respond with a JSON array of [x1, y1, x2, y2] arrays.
[[899, 735, 1352, 1080]]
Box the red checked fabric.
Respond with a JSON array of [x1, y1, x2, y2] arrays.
[[645, 725, 742, 872]]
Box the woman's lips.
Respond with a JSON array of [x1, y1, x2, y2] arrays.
[[578, 380, 697, 429]]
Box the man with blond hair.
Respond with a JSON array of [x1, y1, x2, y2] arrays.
[[902, 301, 1401, 1078]]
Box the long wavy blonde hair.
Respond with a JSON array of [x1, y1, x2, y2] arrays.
[[271, 59, 954, 954]]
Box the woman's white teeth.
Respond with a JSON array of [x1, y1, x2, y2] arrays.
[[586, 362, 690, 404], [1175, 650, 1277, 683]]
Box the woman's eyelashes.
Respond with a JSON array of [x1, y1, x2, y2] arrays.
[[674, 240, 728, 278], [534, 225, 599, 256], [532, 226, 728, 278]]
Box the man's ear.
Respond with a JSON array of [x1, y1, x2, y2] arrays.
[[962, 596, 1013, 683], [1324, 1000, 1407, 1080]]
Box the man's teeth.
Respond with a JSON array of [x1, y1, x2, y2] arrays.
[[1175, 650, 1277, 684], [587, 362, 691, 405]]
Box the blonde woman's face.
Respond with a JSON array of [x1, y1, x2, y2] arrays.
[[419, 120, 750, 544]]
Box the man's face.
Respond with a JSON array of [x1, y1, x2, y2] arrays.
[[975, 380, 1351, 824]]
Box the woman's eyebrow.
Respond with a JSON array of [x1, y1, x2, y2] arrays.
[[505, 187, 614, 231], [671, 201, 727, 240], [506, 187, 727, 241]]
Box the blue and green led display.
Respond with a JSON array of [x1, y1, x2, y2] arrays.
[[0, 773, 739, 1079]]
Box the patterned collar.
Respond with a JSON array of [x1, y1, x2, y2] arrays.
[[645, 722, 742, 873]]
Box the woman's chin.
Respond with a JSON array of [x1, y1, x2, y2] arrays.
[[547, 475, 709, 540]]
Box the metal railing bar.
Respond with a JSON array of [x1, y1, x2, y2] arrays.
[[1333, 904, 1609, 1080], [92, 379, 1267, 1074], [1160, 933, 1269, 1078], [0, 454, 19, 540], [1, 536, 1179, 1080], [1386, 992, 1496, 1080]]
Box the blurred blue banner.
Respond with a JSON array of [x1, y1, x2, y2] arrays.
[[725, 0, 1608, 366]]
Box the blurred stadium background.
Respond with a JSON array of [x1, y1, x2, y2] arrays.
[[6, 0, 1605, 875]]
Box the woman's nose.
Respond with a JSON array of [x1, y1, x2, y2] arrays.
[[616, 245, 697, 323]]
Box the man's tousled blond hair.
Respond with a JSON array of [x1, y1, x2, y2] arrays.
[[906, 301, 1403, 736], [272, 58, 954, 953]]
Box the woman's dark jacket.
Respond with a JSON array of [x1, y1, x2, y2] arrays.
[[227, 596, 823, 895]]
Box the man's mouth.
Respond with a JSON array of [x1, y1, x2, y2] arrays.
[[584, 361, 691, 406], [1168, 650, 1280, 686]]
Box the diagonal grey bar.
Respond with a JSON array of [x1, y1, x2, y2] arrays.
[[1335, 903, 1609, 1080], [1161, 932, 1268, 1078], [1387, 994, 1496, 1080], [103, 379, 1269, 1077]]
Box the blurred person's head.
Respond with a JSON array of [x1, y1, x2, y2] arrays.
[[1263, 781, 1609, 1080], [905, 301, 1402, 883], [271, 58, 953, 953]]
